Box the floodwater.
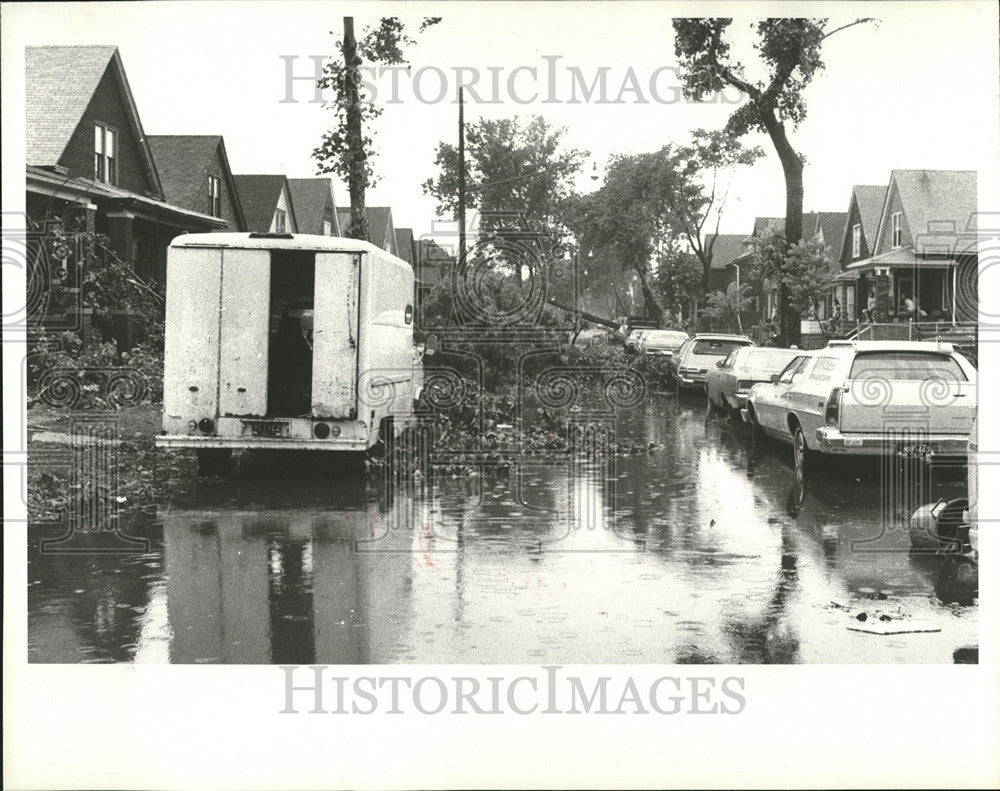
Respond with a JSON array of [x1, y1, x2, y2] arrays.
[[28, 393, 977, 664]]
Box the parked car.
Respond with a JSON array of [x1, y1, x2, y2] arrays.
[[639, 329, 689, 358], [745, 340, 977, 469], [706, 346, 801, 413], [669, 334, 756, 389], [624, 329, 650, 353]]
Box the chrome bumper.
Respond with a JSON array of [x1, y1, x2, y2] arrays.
[[814, 426, 969, 456]]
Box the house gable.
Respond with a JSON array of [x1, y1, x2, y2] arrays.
[[233, 174, 297, 233], [839, 194, 866, 266], [287, 178, 336, 235], [872, 180, 912, 256], [148, 135, 246, 230], [26, 47, 162, 197]]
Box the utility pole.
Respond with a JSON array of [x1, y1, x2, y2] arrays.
[[343, 16, 368, 242], [457, 87, 466, 267]]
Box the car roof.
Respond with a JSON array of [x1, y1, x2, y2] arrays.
[[824, 340, 956, 353], [692, 333, 753, 340]]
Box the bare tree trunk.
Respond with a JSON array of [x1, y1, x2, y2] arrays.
[[761, 111, 803, 347], [343, 17, 368, 242]]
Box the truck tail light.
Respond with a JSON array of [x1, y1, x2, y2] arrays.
[[198, 417, 215, 434], [825, 388, 842, 426], [737, 380, 754, 392]]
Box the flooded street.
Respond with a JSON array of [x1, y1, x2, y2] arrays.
[[28, 392, 977, 664]]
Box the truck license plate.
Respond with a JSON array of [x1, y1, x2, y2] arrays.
[[245, 420, 289, 438], [900, 443, 933, 458]]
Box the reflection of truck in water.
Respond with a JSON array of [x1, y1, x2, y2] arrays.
[[156, 233, 425, 473]]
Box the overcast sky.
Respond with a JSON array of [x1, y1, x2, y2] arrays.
[[5, 1, 999, 240]]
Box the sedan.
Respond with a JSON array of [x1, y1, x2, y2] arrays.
[[624, 329, 649, 353], [640, 329, 689, 358], [746, 340, 977, 469], [706, 346, 801, 413], [671, 334, 756, 389]]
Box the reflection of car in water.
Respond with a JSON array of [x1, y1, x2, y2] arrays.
[[706, 347, 800, 413], [670, 334, 755, 389], [746, 341, 977, 471]]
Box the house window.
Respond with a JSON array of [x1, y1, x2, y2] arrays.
[[891, 212, 902, 249], [208, 175, 221, 217], [93, 124, 117, 183], [274, 208, 286, 233], [852, 223, 861, 258], [322, 219, 332, 236]]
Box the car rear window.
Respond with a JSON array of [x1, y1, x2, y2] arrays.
[[849, 351, 967, 381], [647, 331, 688, 344], [693, 339, 749, 357]]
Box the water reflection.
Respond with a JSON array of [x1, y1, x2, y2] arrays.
[[28, 393, 976, 664]]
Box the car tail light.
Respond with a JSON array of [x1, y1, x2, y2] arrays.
[[825, 387, 842, 426], [198, 417, 215, 434], [314, 422, 331, 439]]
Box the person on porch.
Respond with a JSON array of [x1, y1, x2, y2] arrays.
[[862, 292, 877, 323], [823, 299, 841, 335]]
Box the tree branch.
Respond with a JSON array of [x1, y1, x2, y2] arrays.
[[821, 18, 876, 41]]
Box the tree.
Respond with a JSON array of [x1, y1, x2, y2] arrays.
[[566, 152, 668, 321], [672, 17, 874, 344], [314, 16, 440, 241], [747, 229, 839, 317], [423, 114, 588, 235], [702, 282, 753, 333], [652, 246, 702, 323], [651, 130, 762, 295]]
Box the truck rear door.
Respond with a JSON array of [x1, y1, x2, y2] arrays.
[[218, 248, 271, 417], [163, 246, 222, 422], [312, 252, 360, 419], [841, 351, 976, 435]]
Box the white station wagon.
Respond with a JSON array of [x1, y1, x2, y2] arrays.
[[745, 340, 977, 468]]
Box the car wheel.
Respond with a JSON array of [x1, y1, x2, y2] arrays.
[[793, 424, 811, 472]]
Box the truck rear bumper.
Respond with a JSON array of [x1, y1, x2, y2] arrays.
[[815, 426, 969, 457], [155, 435, 368, 452]]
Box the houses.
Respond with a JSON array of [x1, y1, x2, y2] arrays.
[[707, 168, 976, 336], [24, 44, 428, 352], [25, 46, 228, 292], [838, 170, 977, 324]]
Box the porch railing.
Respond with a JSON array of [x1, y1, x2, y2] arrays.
[[845, 321, 977, 342]]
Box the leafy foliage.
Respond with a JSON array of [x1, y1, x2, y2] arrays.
[[701, 282, 753, 333], [672, 16, 873, 343], [423, 114, 588, 233], [567, 132, 758, 319], [28, 220, 164, 408], [746, 230, 838, 317]]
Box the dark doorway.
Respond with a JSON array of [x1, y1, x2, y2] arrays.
[[267, 251, 315, 417]]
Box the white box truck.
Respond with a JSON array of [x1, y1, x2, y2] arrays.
[[156, 233, 425, 473]]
